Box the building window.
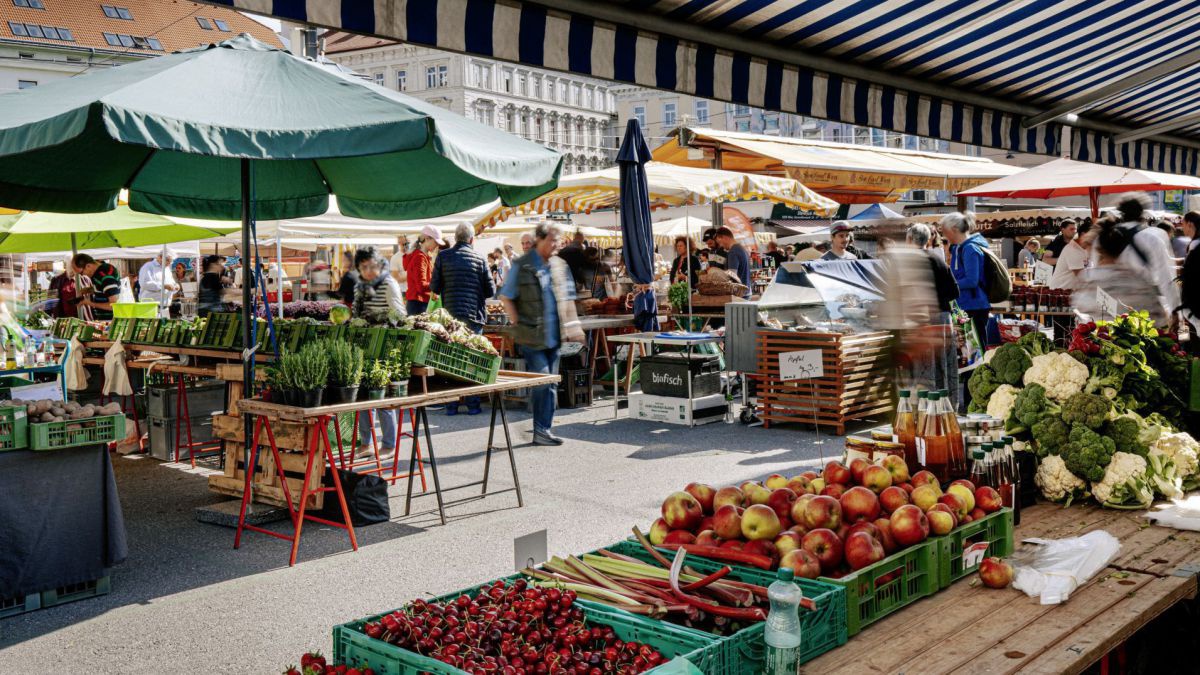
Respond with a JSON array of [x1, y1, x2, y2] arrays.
[[373, 72, 384, 86], [426, 66, 437, 88], [23, 23, 41, 37], [734, 104, 750, 116], [102, 32, 120, 45], [502, 69, 512, 93], [118, 34, 134, 47], [214, 18, 230, 32], [146, 36, 161, 50], [196, 17, 211, 30], [396, 70, 407, 91], [558, 80, 567, 103], [13, 0, 46, 8], [534, 117, 543, 142], [695, 100, 709, 124], [663, 102, 677, 128], [18, 79, 36, 89], [18, 51, 32, 58], [102, 5, 133, 20], [571, 83, 581, 106], [735, 119, 750, 132], [764, 114, 779, 132], [436, 64, 448, 87], [515, 72, 525, 96], [633, 105, 646, 130], [8, 22, 26, 36]]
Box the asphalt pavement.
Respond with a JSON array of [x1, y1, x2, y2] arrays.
[[0, 397, 856, 673]]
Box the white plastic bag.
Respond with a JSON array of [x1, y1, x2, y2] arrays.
[[1011, 530, 1121, 604], [102, 340, 133, 397], [117, 277, 135, 304], [1145, 495, 1200, 531], [64, 337, 89, 391]]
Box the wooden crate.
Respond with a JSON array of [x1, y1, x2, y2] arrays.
[[755, 329, 894, 435], [208, 414, 325, 509]]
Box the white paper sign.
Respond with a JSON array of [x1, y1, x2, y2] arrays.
[[1097, 288, 1120, 319], [963, 541, 990, 570], [779, 349, 824, 381], [1033, 261, 1053, 285], [514, 530, 547, 572]]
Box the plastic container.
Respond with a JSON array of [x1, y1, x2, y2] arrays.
[[0, 591, 40, 618], [199, 312, 241, 347], [30, 413, 126, 451], [0, 404, 29, 451], [933, 507, 1014, 588], [424, 339, 500, 384], [378, 328, 433, 365], [106, 317, 133, 342], [763, 568, 803, 675], [638, 353, 721, 398], [112, 301, 159, 319], [346, 326, 385, 360], [40, 575, 111, 608], [818, 537, 939, 636]]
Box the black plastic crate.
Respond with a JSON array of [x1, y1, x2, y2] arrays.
[[557, 368, 592, 409], [639, 353, 721, 398], [147, 380, 226, 418], [148, 414, 217, 462]]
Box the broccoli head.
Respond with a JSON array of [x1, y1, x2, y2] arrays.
[[1031, 415, 1071, 456], [1060, 425, 1117, 482], [1084, 358, 1127, 396], [990, 343, 1033, 385], [968, 365, 1001, 405], [966, 398, 987, 414], [1103, 416, 1150, 457], [1010, 383, 1061, 429], [1016, 330, 1054, 356], [1060, 391, 1111, 429]]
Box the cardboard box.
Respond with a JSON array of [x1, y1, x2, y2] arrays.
[[628, 392, 727, 426]]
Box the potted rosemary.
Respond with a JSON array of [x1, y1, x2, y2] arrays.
[[325, 339, 364, 404], [387, 347, 412, 397], [362, 359, 390, 400], [279, 342, 328, 408]]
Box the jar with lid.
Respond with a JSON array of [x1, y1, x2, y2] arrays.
[[844, 436, 875, 464]]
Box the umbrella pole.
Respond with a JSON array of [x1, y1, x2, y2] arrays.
[[276, 236, 284, 320], [240, 158, 255, 508], [160, 244, 168, 317]]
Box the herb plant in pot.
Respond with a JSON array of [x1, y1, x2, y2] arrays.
[[325, 339, 364, 404], [387, 347, 412, 397], [362, 360, 390, 400], [285, 342, 329, 408]]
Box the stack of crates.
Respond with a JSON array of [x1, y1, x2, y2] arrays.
[[146, 379, 226, 462]]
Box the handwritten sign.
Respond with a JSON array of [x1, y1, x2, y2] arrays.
[[779, 349, 824, 381], [1097, 288, 1119, 319], [1033, 261, 1053, 285], [963, 542, 990, 570]]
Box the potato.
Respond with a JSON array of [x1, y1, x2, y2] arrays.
[[64, 401, 80, 412], [51, 407, 65, 417], [25, 404, 36, 416], [39, 412, 54, 422]]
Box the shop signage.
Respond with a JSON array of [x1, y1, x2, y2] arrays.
[[779, 349, 824, 381]]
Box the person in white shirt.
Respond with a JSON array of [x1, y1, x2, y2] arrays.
[[820, 222, 859, 260], [1099, 193, 1182, 329], [389, 234, 410, 297], [1048, 220, 1092, 291], [138, 252, 179, 309]]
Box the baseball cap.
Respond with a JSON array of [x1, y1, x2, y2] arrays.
[[830, 221, 853, 235], [421, 224, 446, 246]]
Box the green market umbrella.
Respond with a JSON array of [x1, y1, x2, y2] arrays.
[[0, 207, 238, 253]]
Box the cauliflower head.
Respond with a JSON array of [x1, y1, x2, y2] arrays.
[[1146, 449, 1184, 500], [1152, 431, 1200, 481], [1035, 454, 1087, 503], [1091, 452, 1153, 509], [1023, 352, 1088, 401], [986, 384, 1021, 422]]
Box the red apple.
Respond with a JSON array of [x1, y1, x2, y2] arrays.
[[779, 549, 821, 580], [766, 488, 798, 523], [684, 482, 717, 514], [926, 509, 955, 536], [662, 491, 703, 530], [835, 523, 850, 542], [960, 514, 974, 524], [947, 484, 976, 512], [743, 482, 773, 506], [698, 516, 715, 533], [720, 539, 744, 551], [970, 507, 987, 521], [879, 486, 910, 514], [823, 461, 852, 486], [787, 476, 812, 495], [694, 530, 720, 547], [911, 484, 940, 511], [820, 484, 846, 499], [911, 471, 940, 490], [979, 557, 1014, 589], [899, 482, 915, 495], [862, 465, 893, 494], [663, 530, 695, 545], [881, 454, 910, 484], [800, 470, 819, 481], [791, 493, 816, 526], [844, 531, 885, 571], [713, 486, 745, 510], [788, 523, 808, 537], [712, 504, 744, 540], [889, 504, 929, 546], [803, 495, 842, 531], [849, 457, 870, 485], [847, 520, 880, 542], [928, 502, 958, 528], [873, 517, 897, 553], [763, 473, 790, 490], [975, 486, 1003, 513], [939, 492, 969, 519], [648, 518, 671, 545], [741, 504, 783, 541], [950, 479, 977, 493], [743, 539, 778, 562], [840, 486, 881, 523], [775, 531, 803, 558], [809, 478, 826, 494], [801, 528, 844, 573]]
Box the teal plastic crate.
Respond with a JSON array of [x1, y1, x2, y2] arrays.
[[933, 507, 1014, 588], [424, 338, 500, 384], [333, 579, 716, 675], [0, 404, 29, 451], [40, 575, 110, 608], [591, 540, 847, 672], [819, 537, 939, 636], [30, 413, 126, 451], [0, 591, 40, 618]]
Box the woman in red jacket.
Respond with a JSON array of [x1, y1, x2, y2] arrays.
[[403, 226, 444, 314]]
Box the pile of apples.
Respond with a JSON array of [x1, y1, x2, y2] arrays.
[[648, 454, 1005, 580]]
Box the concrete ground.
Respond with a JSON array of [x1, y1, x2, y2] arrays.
[[0, 398, 851, 673]]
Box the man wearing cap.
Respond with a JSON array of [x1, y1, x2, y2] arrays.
[[713, 227, 752, 298], [821, 223, 860, 261], [404, 225, 444, 315]]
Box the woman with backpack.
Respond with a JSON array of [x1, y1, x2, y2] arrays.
[[941, 211, 993, 347]]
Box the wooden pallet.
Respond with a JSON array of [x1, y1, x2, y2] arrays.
[[208, 414, 326, 509], [801, 502, 1200, 674], [755, 329, 894, 434]]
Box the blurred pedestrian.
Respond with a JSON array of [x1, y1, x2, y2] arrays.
[[1048, 220, 1092, 291], [1077, 216, 1169, 326], [1180, 212, 1200, 257], [942, 212, 991, 346], [821, 223, 859, 260], [431, 223, 495, 415], [1102, 192, 1181, 329], [1042, 219, 1077, 266], [389, 234, 410, 298], [138, 251, 179, 310], [336, 251, 358, 305], [197, 255, 227, 317], [519, 232, 535, 255], [1018, 239, 1041, 268], [353, 246, 404, 458], [765, 240, 787, 268]]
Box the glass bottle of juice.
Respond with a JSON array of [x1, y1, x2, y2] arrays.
[[914, 389, 930, 439], [969, 449, 989, 489], [939, 390, 965, 479], [918, 392, 950, 482], [999, 436, 1021, 525], [894, 389, 917, 473]]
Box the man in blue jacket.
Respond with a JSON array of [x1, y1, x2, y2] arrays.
[[431, 222, 496, 414], [942, 212, 991, 347]]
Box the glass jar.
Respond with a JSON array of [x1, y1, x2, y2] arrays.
[[844, 436, 875, 464]]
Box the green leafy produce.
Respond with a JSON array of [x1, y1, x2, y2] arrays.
[[1060, 391, 1111, 429], [1009, 383, 1060, 431], [279, 342, 328, 392], [1084, 358, 1127, 397], [1103, 416, 1152, 457], [386, 347, 412, 381], [1016, 330, 1054, 356], [990, 343, 1032, 385], [967, 365, 1001, 405], [1031, 415, 1071, 456], [668, 282, 690, 313], [325, 339, 364, 386], [1061, 425, 1117, 483], [364, 360, 391, 389], [328, 304, 351, 325]]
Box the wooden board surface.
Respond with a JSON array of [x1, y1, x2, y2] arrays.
[[83, 341, 272, 361], [801, 503, 1200, 674]]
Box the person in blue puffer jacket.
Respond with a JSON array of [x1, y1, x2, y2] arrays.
[[430, 222, 496, 414], [942, 211, 991, 347]]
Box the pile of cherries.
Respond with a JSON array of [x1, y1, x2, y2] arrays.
[[361, 579, 667, 674]]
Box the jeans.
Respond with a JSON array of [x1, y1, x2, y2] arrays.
[[357, 408, 397, 451], [406, 299, 428, 315], [521, 345, 561, 434]]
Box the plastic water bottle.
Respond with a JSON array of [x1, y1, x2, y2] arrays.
[[763, 567, 803, 675]]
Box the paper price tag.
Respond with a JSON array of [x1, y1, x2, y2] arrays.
[[779, 349, 824, 381], [963, 542, 990, 570], [1033, 261, 1053, 285], [1097, 288, 1120, 319], [513, 530, 547, 572]]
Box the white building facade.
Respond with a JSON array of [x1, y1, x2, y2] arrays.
[[326, 42, 619, 174]]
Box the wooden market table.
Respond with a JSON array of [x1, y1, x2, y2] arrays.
[[232, 371, 558, 566], [801, 502, 1200, 674]]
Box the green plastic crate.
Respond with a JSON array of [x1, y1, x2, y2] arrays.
[[333, 579, 715, 675], [819, 537, 939, 636], [198, 312, 241, 347], [306, 323, 346, 344], [106, 317, 132, 342], [30, 413, 126, 451], [933, 508, 1014, 589], [424, 338, 500, 384], [128, 318, 161, 344], [52, 317, 97, 341], [0, 591, 40, 618], [0, 405, 29, 451], [40, 575, 110, 608], [593, 540, 847, 672], [51, 318, 72, 339], [378, 328, 433, 365], [346, 326, 385, 360], [153, 319, 186, 345]]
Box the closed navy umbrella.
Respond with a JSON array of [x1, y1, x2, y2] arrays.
[[617, 120, 660, 332]]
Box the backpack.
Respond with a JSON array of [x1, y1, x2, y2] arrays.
[[968, 239, 1011, 304]]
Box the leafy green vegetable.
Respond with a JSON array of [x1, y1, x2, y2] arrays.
[[1060, 391, 1111, 429], [1010, 383, 1060, 430], [1103, 416, 1151, 457], [990, 343, 1032, 385], [1016, 330, 1054, 356], [967, 365, 1001, 405], [1061, 425, 1117, 483], [1031, 415, 1071, 457]]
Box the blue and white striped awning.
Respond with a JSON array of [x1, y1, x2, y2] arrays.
[[205, 0, 1200, 175]]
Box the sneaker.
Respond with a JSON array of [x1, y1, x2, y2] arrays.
[[445, 404, 460, 416], [532, 430, 564, 446]]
